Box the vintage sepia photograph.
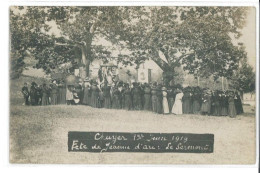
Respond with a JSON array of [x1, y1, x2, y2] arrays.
[[9, 5, 257, 164]]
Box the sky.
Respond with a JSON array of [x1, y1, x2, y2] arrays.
[[238, 7, 256, 69]]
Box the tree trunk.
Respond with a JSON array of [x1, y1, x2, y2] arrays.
[[80, 40, 92, 78]]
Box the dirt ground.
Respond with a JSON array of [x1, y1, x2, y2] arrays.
[[9, 104, 256, 164]]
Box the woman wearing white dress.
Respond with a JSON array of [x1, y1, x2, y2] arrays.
[[162, 87, 170, 114], [171, 88, 184, 114]]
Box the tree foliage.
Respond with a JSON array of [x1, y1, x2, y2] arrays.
[[116, 7, 248, 85], [230, 59, 255, 93], [10, 6, 249, 84]]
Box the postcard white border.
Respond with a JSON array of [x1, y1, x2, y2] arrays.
[[1, 0, 259, 173]]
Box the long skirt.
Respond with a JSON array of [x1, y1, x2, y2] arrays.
[[58, 88, 66, 104], [162, 97, 169, 114], [51, 93, 58, 105], [112, 96, 121, 109], [235, 100, 244, 114], [156, 98, 163, 114], [212, 102, 221, 116], [41, 94, 49, 106], [133, 95, 142, 110], [183, 99, 191, 114], [201, 101, 211, 114], [104, 97, 111, 109], [171, 100, 182, 114], [151, 95, 157, 112], [221, 106, 228, 116], [143, 94, 151, 111], [82, 91, 90, 105], [124, 95, 132, 110], [168, 97, 175, 111], [192, 100, 201, 114], [91, 96, 99, 108], [228, 103, 237, 118]]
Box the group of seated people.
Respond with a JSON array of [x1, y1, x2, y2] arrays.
[[22, 78, 244, 118]]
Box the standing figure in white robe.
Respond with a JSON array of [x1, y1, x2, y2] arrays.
[[171, 91, 184, 114], [162, 87, 170, 114]]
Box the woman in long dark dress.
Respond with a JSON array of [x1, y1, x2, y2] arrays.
[[143, 84, 151, 111], [91, 83, 99, 108], [192, 87, 201, 114], [132, 83, 142, 110], [234, 92, 244, 114], [118, 82, 124, 109], [140, 83, 145, 110], [212, 91, 221, 116], [220, 91, 228, 116], [123, 84, 132, 110], [167, 87, 175, 111], [151, 83, 158, 113], [228, 91, 237, 118], [30, 82, 37, 106], [82, 80, 91, 105], [182, 87, 192, 114], [103, 84, 111, 109], [58, 81, 66, 104], [41, 83, 49, 106], [112, 87, 121, 109], [156, 85, 163, 114], [200, 90, 212, 115], [50, 81, 58, 105]]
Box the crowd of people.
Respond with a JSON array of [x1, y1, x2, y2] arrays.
[[22, 78, 244, 118]]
